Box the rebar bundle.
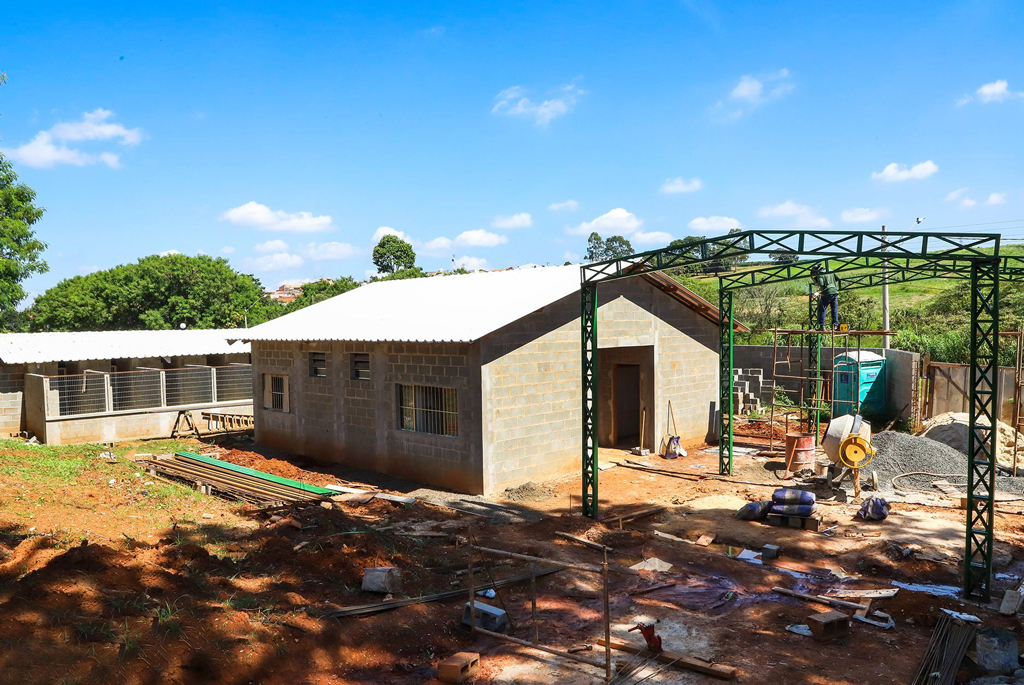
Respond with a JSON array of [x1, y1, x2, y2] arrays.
[[911, 614, 976, 685]]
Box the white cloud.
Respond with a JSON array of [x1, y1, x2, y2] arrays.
[[944, 188, 979, 208], [420, 237, 454, 256], [220, 246, 235, 255], [549, 199, 579, 212], [633, 230, 674, 245], [960, 197, 977, 209], [371, 226, 411, 243], [492, 81, 585, 126], [0, 108, 141, 169], [562, 251, 580, 263], [841, 207, 887, 223], [303, 242, 360, 261], [248, 252, 305, 271], [960, 80, 1024, 105], [758, 201, 831, 229], [987, 192, 1007, 205], [871, 160, 939, 182], [49, 108, 142, 145], [78, 265, 100, 275], [945, 187, 969, 202], [220, 201, 333, 232], [159, 249, 182, 256], [253, 239, 289, 254], [491, 212, 532, 229], [717, 68, 793, 118], [687, 215, 742, 232], [454, 256, 490, 271], [455, 229, 508, 247], [660, 177, 703, 194], [567, 208, 644, 236]]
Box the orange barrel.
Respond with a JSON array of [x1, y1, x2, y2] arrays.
[[785, 432, 815, 472]]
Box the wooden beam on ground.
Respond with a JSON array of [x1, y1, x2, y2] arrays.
[[597, 638, 736, 680], [555, 531, 613, 553], [598, 506, 665, 524], [772, 587, 867, 610]]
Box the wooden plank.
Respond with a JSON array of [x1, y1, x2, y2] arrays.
[[597, 638, 736, 680], [772, 587, 867, 611], [555, 531, 613, 553], [825, 588, 898, 599], [598, 506, 665, 524]]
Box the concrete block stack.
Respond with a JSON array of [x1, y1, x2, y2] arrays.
[[732, 368, 775, 414]]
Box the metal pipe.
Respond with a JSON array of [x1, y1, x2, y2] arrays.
[[470, 545, 604, 574], [603, 557, 611, 682]]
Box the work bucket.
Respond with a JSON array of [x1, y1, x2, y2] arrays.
[[785, 432, 815, 472]]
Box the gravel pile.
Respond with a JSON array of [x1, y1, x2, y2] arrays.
[[871, 431, 1024, 494], [501, 481, 555, 503]]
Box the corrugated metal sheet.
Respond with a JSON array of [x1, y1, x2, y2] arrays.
[[0, 329, 251, 365], [241, 266, 584, 343], [240, 265, 745, 344]]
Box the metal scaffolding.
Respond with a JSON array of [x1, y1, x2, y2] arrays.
[[579, 229, 1008, 600]]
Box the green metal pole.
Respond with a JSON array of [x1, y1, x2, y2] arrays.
[[719, 288, 734, 475], [965, 258, 999, 599], [581, 284, 599, 518]]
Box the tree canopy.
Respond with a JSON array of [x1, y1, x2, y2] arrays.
[[585, 232, 635, 262], [29, 254, 269, 331], [0, 156, 49, 328], [372, 235, 416, 274], [281, 277, 360, 312]]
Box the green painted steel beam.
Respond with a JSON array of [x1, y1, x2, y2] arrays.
[[175, 451, 334, 495]]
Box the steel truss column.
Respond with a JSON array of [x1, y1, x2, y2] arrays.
[[719, 289, 734, 475], [965, 258, 999, 599], [581, 284, 600, 518]]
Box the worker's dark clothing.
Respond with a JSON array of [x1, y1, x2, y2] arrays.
[[812, 272, 840, 329], [817, 292, 839, 329]]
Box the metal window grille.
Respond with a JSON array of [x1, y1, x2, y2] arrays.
[[271, 376, 285, 410], [397, 384, 457, 437], [309, 352, 327, 378], [351, 353, 370, 381], [46, 365, 254, 418]]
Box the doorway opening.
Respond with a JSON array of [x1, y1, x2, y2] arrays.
[[614, 364, 640, 448]]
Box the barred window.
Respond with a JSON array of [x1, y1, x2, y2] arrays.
[[397, 384, 457, 437], [309, 352, 327, 378], [351, 353, 370, 381], [263, 374, 289, 413]]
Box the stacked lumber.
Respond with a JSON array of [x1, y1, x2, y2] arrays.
[[141, 451, 334, 505]]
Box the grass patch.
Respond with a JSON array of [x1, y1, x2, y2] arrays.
[[155, 601, 183, 637]]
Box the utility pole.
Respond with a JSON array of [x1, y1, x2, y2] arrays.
[[881, 224, 890, 349]]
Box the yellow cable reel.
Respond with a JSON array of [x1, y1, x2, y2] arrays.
[[838, 434, 875, 469]]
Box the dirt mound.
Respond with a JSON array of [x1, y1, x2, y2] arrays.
[[502, 481, 554, 502], [215, 449, 343, 487], [918, 412, 1024, 469]]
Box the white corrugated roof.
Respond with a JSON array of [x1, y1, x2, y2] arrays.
[[242, 266, 584, 343], [0, 329, 251, 365]]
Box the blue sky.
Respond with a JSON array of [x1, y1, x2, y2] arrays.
[[2, 1, 1022, 296]]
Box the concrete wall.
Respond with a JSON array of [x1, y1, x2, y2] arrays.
[[0, 362, 59, 436], [0, 352, 248, 438], [253, 340, 484, 494], [478, 278, 719, 494], [28, 400, 252, 446]]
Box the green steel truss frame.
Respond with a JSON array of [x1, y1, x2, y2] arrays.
[[579, 229, 1003, 599]]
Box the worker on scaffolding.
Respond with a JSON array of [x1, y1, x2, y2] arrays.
[[811, 263, 840, 330]]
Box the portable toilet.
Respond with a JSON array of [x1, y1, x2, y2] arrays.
[[832, 351, 886, 417]]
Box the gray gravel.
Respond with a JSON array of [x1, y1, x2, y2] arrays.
[[871, 431, 1024, 494]]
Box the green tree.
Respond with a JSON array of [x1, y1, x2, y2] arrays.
[[770, 250, 798, 264], [604, 235, 634, 259], [0, 156, 49, 328], [29, 254, 269, 331], [585, 232, 606, 262], [372, 235, 416, 274], [585, 232, 634, 261]]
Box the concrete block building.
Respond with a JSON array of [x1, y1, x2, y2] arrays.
[[0, 329, 252, 443], [243, 266, 746, 495]]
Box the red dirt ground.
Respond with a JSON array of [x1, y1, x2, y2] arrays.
[[1, 436, 1023, 683]]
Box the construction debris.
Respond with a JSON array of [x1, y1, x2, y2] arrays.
[[807, 610, 851, 642], [461, 601, 509, 632], [597, 637, 737, 680], [361, 566, 403, 594], [772, 587, 867, 611], [911, 614, 977, 685], [438, 652, 480, 684]]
